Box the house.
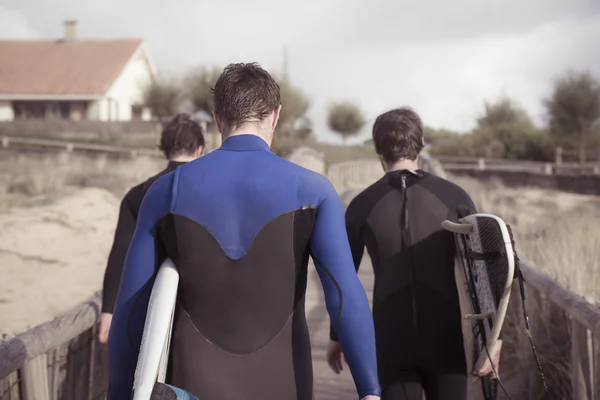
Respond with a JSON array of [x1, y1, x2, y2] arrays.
[[0, 20, 156, 122]]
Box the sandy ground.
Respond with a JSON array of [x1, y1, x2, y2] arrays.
[[0, 188, 119, 335], [0, 178, 597, 337]]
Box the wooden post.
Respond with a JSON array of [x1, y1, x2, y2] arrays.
[[477, 158, 485, 171], [555, 147, 563, 166], [544, 163, 553, 175], [572, 319, 592, 400], [21, 354, 50, 400], [594, 335, 600, 400], [1, 137, 9, 148]]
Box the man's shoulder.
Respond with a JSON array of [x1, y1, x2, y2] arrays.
[[419, 173, 474, 206], [346, 176, 390, 211], [124, 168, 175, 213]]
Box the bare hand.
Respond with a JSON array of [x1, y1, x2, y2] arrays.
[[98, 312, 113, 349], [477, 340, 502, 378], [326, 340, 344, 374], [360, 396, 380, 400]]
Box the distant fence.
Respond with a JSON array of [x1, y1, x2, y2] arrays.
[[0, 134, 223, 158]]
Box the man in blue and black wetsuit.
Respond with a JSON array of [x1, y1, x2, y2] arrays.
[[108, 63, 381, 400], [326, 107, 492, 399]]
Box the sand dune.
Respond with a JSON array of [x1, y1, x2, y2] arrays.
[[0, 188, 119, 335]]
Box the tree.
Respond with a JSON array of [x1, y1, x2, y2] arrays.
[[141, 77, 182, 118], [327, 101, 366, 143], [185, 66, 222, 114], [275, 77, 312, 140], [471, 97, 553, 161], [545, 71, 600, 164], [477, 97, 531, 128]]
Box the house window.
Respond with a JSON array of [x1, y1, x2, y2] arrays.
[[49, 102, 70, 119]]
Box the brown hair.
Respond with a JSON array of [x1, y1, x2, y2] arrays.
[[159, 113, 205, 159], [372, 107, 424, 164], [212, 63, 281, 130]]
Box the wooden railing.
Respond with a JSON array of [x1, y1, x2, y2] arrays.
[[0, 293, 106, 400]]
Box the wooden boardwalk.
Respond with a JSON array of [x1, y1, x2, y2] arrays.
[[306, 258, 375, 399]]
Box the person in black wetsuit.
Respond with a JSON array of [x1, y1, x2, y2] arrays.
[[326, 107, 497, 399], [98, 114, 205, 348], [107, 63, 381, 399]]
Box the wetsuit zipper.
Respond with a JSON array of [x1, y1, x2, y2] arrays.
[[401, 175, 418, 327]]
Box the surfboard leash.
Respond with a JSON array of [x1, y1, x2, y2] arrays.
[[507, 225, 550, 397], [483, 344, 511, 400]]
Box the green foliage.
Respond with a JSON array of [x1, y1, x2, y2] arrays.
[[545, 70, 600, 163], [185, 66, 222, 114], [142, 77, 182, 118], [427, 98, 553, 161], [274, 76, 312, 141], [477, 97, 531, 128], [327, 101, 366, 142]]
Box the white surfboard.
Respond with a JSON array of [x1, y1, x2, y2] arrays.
[[132, 258, 179, 400]]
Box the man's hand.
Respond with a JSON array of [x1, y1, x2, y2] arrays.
[[360, 397, 380, 400], [326, 340, 345, 374], [98, 312, 113, 349], [476, 340, 502, 379]]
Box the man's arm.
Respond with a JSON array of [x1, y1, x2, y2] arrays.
[[107, 175, 172, 400], [102, 194, 137, 314], [310, 180, 380, 399], [329, 201, 365, 342]]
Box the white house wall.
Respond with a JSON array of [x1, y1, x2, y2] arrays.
[[0, 101, 14, 121], [106, 46, 154, 121]]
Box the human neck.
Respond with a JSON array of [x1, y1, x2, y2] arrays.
[[385, 158, 420, 173], [222, 124, 272, 147], [169, 154, 196, 163]]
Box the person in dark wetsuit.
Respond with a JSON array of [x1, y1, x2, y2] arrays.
[[326, 107, 497, 399], [98, 114, 205, 348], [107, 63, 381, 400]]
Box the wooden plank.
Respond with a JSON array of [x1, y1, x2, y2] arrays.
[[61, 329, 95, 400], [21, 354, 50, 400], [47, 349, 60, 400], [0, 293, 101, 380], [593, 335, 600, 400], [0, 371, 21, 400], [571, 319, 592, 400], [520, 261, 600, 337]]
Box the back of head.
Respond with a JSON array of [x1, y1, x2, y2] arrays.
[[372, 107, 424, 165], [212, 63, 281, 136], [160, 113, 205, 160]]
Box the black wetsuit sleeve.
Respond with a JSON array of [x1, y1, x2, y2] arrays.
[[330, 202, 365, 341], [101, 194, 137, 314]]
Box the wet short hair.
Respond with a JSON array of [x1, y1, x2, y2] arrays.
[[159, 113, 205, 159], [212, 63, 281, 129], [372, 107, 424, 164]]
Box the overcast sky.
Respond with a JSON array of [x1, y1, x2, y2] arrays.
[[1, 0, 599, 143]]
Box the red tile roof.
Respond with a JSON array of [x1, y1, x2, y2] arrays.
[[0, 39, 143, 96]]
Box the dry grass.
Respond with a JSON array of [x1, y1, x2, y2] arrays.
[[0, 151, 165, 210]]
